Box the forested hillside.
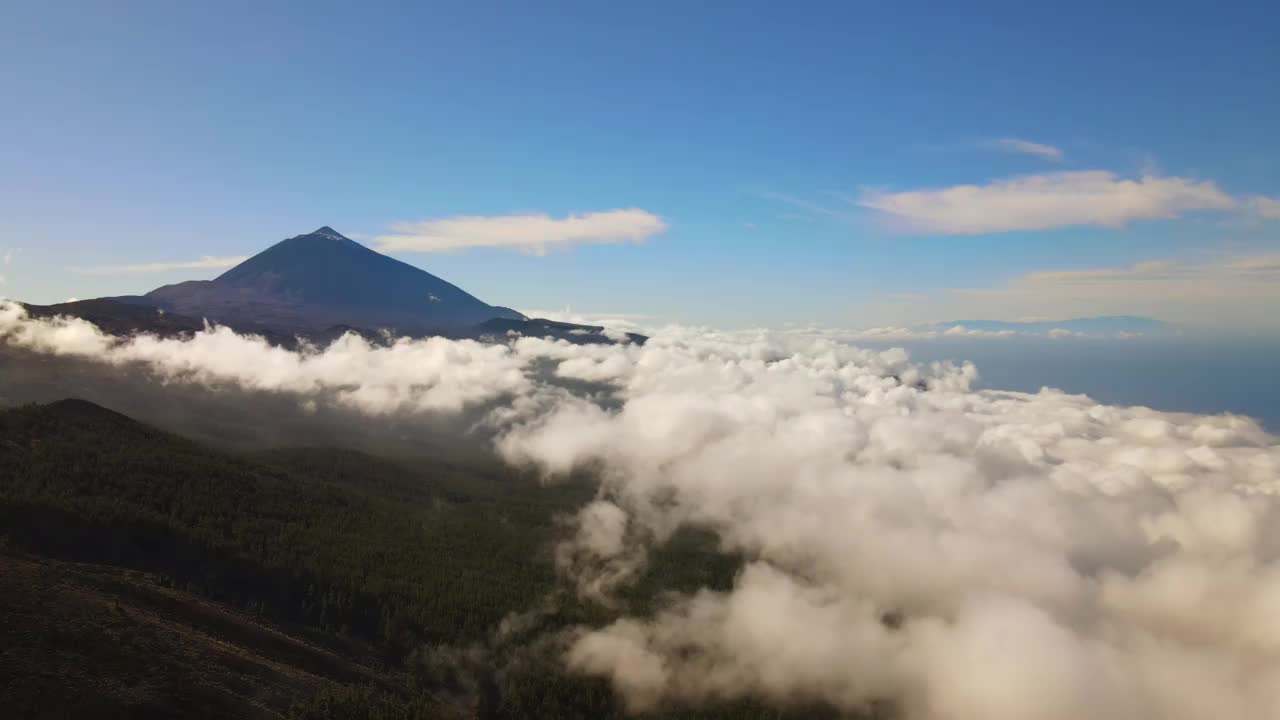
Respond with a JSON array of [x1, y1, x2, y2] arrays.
[[0, 400, 845, 719]]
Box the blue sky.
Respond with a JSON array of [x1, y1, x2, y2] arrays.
[[2, 1, 1278, 329]]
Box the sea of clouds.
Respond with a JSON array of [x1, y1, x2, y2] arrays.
[[3, 299, 1279, 719]]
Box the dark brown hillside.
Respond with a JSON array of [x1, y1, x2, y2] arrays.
[[0, 552, 387, 719]]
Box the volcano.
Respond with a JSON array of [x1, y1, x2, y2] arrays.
[[143, 226, 524, 332], [21, 226, 644, 345]]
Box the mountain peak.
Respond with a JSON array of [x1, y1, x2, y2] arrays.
[[145, 224, 525, 331], [308, 226, 347, 240]]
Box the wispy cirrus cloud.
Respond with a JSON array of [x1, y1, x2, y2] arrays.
[[990, 138, 1064, 162], [0, 247, 22, 287], [755, 191, 849, 220], [858, 171, 1238, 234], [373, 209, 667, 255], [0, 248, 13, 286], [72, 255, 249, 275]]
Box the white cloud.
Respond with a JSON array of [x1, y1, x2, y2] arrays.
[[992, 138, 1064, 162], [520, 308, 657, 334], [72, 255, 249, 275], [840, 325, 935, 341], [0, 301, 531, 414], [830, 325, 1016, 341], [1246, 195, 1280, 220], [497, 327, 1280, 719], [6, 305, 1280, 718], [942, 324, 1016, 338], [859, 171, 1237, 235], [373, 209, 667, 255]]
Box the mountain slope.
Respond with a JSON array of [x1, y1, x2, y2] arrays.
[[146, 226, 524, 332], [0, 399, 564, 718], [0, 399, 797, 719], [0, 551, 388, 720]]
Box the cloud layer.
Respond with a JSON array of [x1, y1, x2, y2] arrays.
[[826, 324, 1149, 342], [3, 302, 1279, 719], [374, 209, 667, 255], [0, 302, 532, 414], [499, 329, 1280, 719], [519, 308, 656, 334], [859, 171, 1236, 234]]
